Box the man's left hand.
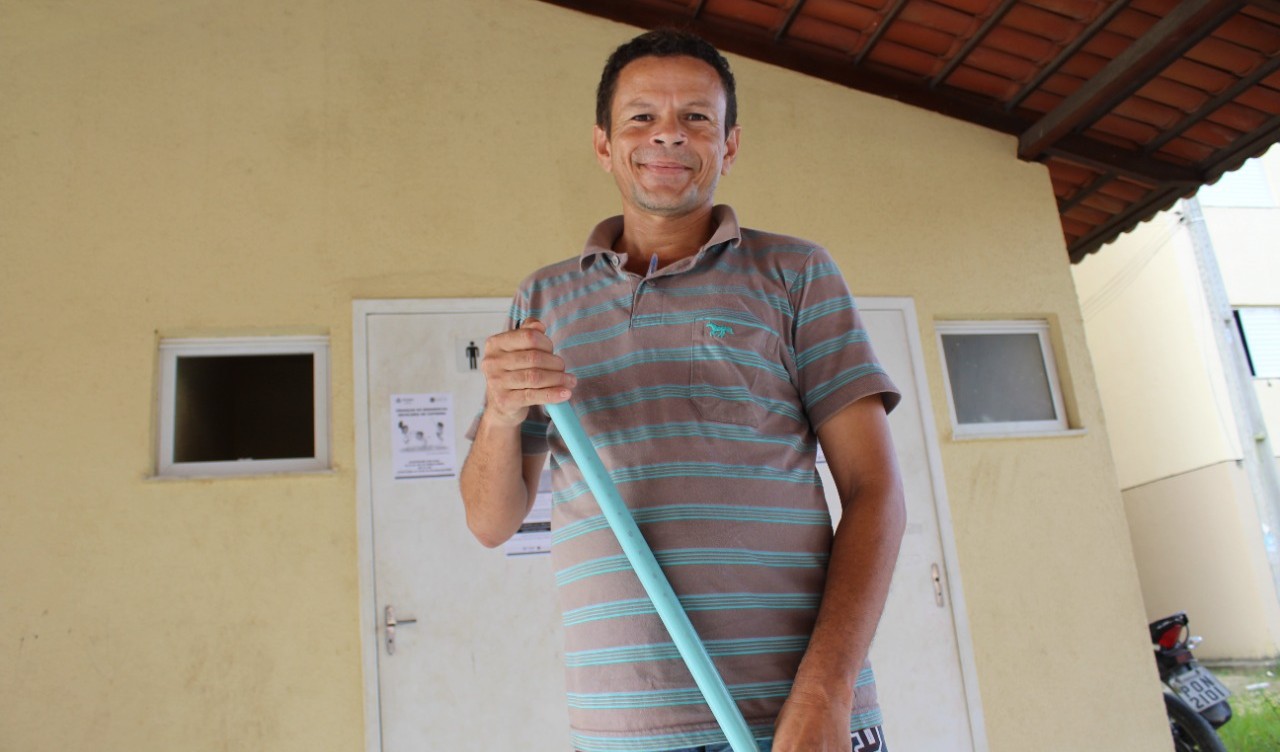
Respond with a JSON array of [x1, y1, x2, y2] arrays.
[[770, 687, 849, 751]]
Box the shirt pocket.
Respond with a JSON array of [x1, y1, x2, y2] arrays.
[[690, 319, 784, 426]]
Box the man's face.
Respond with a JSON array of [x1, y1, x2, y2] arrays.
[[593, 55, 741, 219]]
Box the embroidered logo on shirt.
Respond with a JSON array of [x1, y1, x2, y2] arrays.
[[705, 321, 734, 339]]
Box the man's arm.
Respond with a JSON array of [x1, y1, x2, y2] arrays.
[[459, 319, 575, 548], [772, 394, 906, 751]]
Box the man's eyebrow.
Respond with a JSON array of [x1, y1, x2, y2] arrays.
[[616, 98, 719, 111], [617, 97, 653, 110]]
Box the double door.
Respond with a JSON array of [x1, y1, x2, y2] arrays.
[[354, 297, 985, 751]]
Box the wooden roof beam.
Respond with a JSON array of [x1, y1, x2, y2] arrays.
[[855, 0, 910, 65], [1047, 135, 1202, 185], [1006, 0, 1132, 111], [1019, 0, 1244, 161], [775, 0, 808, 41]]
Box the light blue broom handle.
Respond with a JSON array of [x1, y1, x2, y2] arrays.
[[545, 401, 758, 752]]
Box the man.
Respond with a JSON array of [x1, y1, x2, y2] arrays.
[[460, 29, 905, 752]]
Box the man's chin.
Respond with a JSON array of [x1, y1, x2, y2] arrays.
[[631, 191, 709, 218]]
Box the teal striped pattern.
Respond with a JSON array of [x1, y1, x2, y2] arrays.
[[568, 680, 794, 710], [564, 636, 810, 668], [589, 422, 814, 453], [552, 462, 820, 505], [556, 548, 828, 587], [570, 724, 776, 752], [489, 207, 897, 751], [576, 384, 805, 422], [562, 593, 821, 628], [796, 330, 872, 370], [570, 346, 790, 381], [553, 504, 830, 546]]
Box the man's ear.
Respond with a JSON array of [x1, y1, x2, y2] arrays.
[[721, 124, 742, 176], [593, 125, 613, 173]]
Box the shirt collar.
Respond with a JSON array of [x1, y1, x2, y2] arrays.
[[578, 204, 742, 272]]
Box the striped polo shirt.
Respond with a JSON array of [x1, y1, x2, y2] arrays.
[[483, 205, 898, 752]]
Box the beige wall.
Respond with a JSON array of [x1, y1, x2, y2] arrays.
[[1211, 208, 1280, 306], [1123, 461, 1280, 659], [1, 1, 1167, 750], [1073, 212, 1239, 488]]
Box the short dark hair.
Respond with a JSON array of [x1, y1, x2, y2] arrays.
[[595, 29, 737, 137]]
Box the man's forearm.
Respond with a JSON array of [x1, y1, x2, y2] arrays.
[[459, 411, 538, 548], [791, 485, 905, 708]]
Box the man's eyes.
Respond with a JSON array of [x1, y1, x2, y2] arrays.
[[626, 113, 713, 123]]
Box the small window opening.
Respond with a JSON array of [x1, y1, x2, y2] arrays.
[[158, 337, 329, 477], [937, 320, 1069, 437], [174, 354, 314, 462]]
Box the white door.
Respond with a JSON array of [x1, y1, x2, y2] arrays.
[[355, 298, 985, 752], [827, 304, 986, 751]]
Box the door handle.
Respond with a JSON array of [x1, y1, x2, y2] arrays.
[[385, 604, 418, 655], [931, 563, 945, 608]]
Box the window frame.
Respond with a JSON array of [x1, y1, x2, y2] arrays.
[[1235, 306, 1280, 379], [156, 336, 331, 478], [935, 319, 1070, 438]]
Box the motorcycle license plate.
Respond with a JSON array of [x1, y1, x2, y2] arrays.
[[1169, 665, 1232, 711]]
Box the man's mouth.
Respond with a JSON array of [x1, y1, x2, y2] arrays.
[[639, 160, 693, 175]]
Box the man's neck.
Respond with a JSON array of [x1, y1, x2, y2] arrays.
[[614, 205, 716, 275]]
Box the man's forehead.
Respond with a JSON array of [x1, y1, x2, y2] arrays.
[[612, 56, 727, 105]]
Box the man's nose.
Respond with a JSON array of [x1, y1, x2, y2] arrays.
[[650, 115, 687, 146]]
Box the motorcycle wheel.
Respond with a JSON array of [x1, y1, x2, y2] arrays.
[[1164, 692, 1228, 752]]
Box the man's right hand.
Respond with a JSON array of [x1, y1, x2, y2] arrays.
[[479, 318, 576, 427]]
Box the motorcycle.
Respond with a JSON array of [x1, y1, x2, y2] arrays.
[[1150, 612, 1233, 752]]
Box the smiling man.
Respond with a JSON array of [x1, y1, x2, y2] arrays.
[[460, 30, 905, 752]]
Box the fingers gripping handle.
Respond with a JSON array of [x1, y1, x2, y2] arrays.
[[544, 401, 758, 752]]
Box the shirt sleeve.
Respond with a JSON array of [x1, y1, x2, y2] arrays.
[[789, 245, 900, 429]]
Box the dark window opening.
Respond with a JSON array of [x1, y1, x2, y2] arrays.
[[173, 354, 315, 463]]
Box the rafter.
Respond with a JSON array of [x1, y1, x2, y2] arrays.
[[1048, 135, 1202, 185], [1019, 0, 1243, 160], [931, 0, 1018, 88], [855, 0, 911, 66], [1144, 54, 1280, 155], [1006, 0, 1132, 111], [1057, 173, 1117, 215], [775, 0, 808, 42]]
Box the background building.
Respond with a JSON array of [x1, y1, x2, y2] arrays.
[[1074, 146, 1280, 661]]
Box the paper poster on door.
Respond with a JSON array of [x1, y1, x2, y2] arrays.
[[504, 467, 552, 556], [391, 393, 457, 479]]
